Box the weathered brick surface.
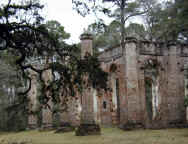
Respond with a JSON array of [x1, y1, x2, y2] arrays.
[[28, 71, 38, 129], [97, 40, 188, 128]]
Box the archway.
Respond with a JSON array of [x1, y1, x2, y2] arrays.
[[145, 77, 153, 120], [143, 59, 161, 120]]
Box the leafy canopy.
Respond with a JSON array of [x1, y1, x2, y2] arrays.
[[0, 0, 108, 112]]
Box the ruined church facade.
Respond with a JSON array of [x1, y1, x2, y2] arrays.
[[28, 34, 188, 129], [81, 35, 188, 128]]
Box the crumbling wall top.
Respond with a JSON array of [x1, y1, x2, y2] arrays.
[[80, 33, 93, 40]]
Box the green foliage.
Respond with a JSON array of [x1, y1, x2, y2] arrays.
[[111, 1, 144, 21], [125, 23, 147, 40], [88, 20, 146, 52], [43, 53, 109, 107], [88, 20, 121, 51], [142, 0, 188, 42], [184, 96, 188, 107], [174, 0, 188, 42], [77, 0, 188, 43], [46, 20, 70, 41], [81, 55, 109, 90]]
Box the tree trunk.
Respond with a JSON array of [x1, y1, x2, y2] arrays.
[[120, 0, 126, 49], [186, 107, 188, 123]]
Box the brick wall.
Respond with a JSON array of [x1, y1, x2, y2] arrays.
[[98, 40, 188, 128]]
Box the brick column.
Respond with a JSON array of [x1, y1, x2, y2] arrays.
[[41, 69, 53, 129], [75, 33, 100, 136], [80, 33, 93, 58], [80, 33, 95, 124], [28, 71, 38, 129], [125, 38, 140, 122], [166, 43, 179, 121]]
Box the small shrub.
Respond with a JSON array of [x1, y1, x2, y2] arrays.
[[119, 121, 144, 131], [75, 124, 101, 136]]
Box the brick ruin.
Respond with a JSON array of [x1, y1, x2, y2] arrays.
[[28, 34, 188, 129]]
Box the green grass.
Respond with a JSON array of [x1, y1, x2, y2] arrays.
[[0, 127, 188, 144]]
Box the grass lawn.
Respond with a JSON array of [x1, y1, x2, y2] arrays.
[[0, 127, 188, 144]]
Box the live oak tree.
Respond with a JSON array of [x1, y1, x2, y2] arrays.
[[0, 0, 53, 109], [0, 0, 48, 130], [0, 0, 108, 122]]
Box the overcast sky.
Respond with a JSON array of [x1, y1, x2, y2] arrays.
[[45, 0, 105, 44], [44, 0, 169, 44]]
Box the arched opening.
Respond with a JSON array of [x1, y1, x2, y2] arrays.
[[111, 74, 120, 124], [145, 77, 153, 120], [116, 78, 120, 122], [145, 72, 160, 120], [143, 59, 161, 121]]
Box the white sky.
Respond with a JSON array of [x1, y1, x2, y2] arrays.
[[45, 0, 110, 44], [44, 0, 170, 44]]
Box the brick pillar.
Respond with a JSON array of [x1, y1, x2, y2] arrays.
[[177, 44, 186, 122], [80, 33, 95, 124], [125, 38, 140, 122], [80, 33, 93, 58], [28, 72, 38, 129], [41, 69, 53, 129], [75, 33, 101, 135], [167, 43, 185, 123], [167, 43, 179, 121], [42, 101, 53, 129]]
